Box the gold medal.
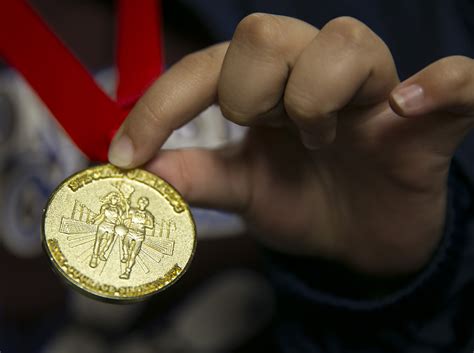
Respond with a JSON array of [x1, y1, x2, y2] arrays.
[[42, 164, 196, 302]]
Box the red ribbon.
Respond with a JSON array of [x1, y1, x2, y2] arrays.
[[0, 0, 164, 161]]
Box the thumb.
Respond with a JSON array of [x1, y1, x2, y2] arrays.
[[145, 146, 251, 213], [390, 56, 474, 118], [389, 56, 474, 155]]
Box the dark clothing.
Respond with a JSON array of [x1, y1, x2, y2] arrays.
[[182, 0, 474, 351]]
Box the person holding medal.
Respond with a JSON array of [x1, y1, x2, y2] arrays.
[[107, 9, 474, 353], [90, 191, 124, 268], [7, 0, 474, 351], [120, 196, 154, 279]]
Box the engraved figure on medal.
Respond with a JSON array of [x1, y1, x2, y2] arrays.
[[58, 181, 176, 280], [89, 191, 124, 268], [44, 165, 195, 301], [119, 196, 154, 279]]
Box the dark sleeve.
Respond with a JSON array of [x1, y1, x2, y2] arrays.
[[265, 159, 474, 352]]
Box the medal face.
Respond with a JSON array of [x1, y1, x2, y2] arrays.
[[42, 164, 196, 302]]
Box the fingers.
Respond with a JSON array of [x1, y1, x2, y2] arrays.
[[218, 13, 318, 126], [284, 17, 399, 148], [390, 56, 474, 117], [108, 43, 228, 168], [146, 146, 250, 212], [110, 13, 319, 169], [389, 56, 474, 155], [109, 14, 401, 170]]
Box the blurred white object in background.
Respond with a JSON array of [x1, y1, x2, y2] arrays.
[[163, 103, 246, 149], [0, 71, 87, 258]]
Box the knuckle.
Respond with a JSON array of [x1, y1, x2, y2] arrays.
[[135, 99, 165, 129], [436, 55, 473, 89], [324, 16, 373, 49], [234, 13, 282, 50]]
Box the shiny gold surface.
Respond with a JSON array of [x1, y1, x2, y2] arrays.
[[42, 164, 196, 302]]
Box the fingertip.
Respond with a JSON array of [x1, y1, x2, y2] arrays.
[[108, 129, 135, 168], [389, 83, 427, 117]]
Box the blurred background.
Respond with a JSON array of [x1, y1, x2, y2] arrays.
[[0, 1, 278, 352]]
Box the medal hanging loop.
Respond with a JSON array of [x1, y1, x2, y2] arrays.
[[0, 0, 164, 162]]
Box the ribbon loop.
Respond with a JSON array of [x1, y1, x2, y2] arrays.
[[0, 0, 163, 162]]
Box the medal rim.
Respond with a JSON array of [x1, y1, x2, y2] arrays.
[[41, 164, 197, 303]]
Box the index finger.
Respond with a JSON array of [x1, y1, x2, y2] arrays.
[[108, 43, 229, 168]]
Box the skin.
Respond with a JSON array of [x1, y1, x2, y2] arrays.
[[108, 14, 474, 276]]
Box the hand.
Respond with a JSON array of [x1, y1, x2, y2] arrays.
[[108, 14, 474, 275]]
